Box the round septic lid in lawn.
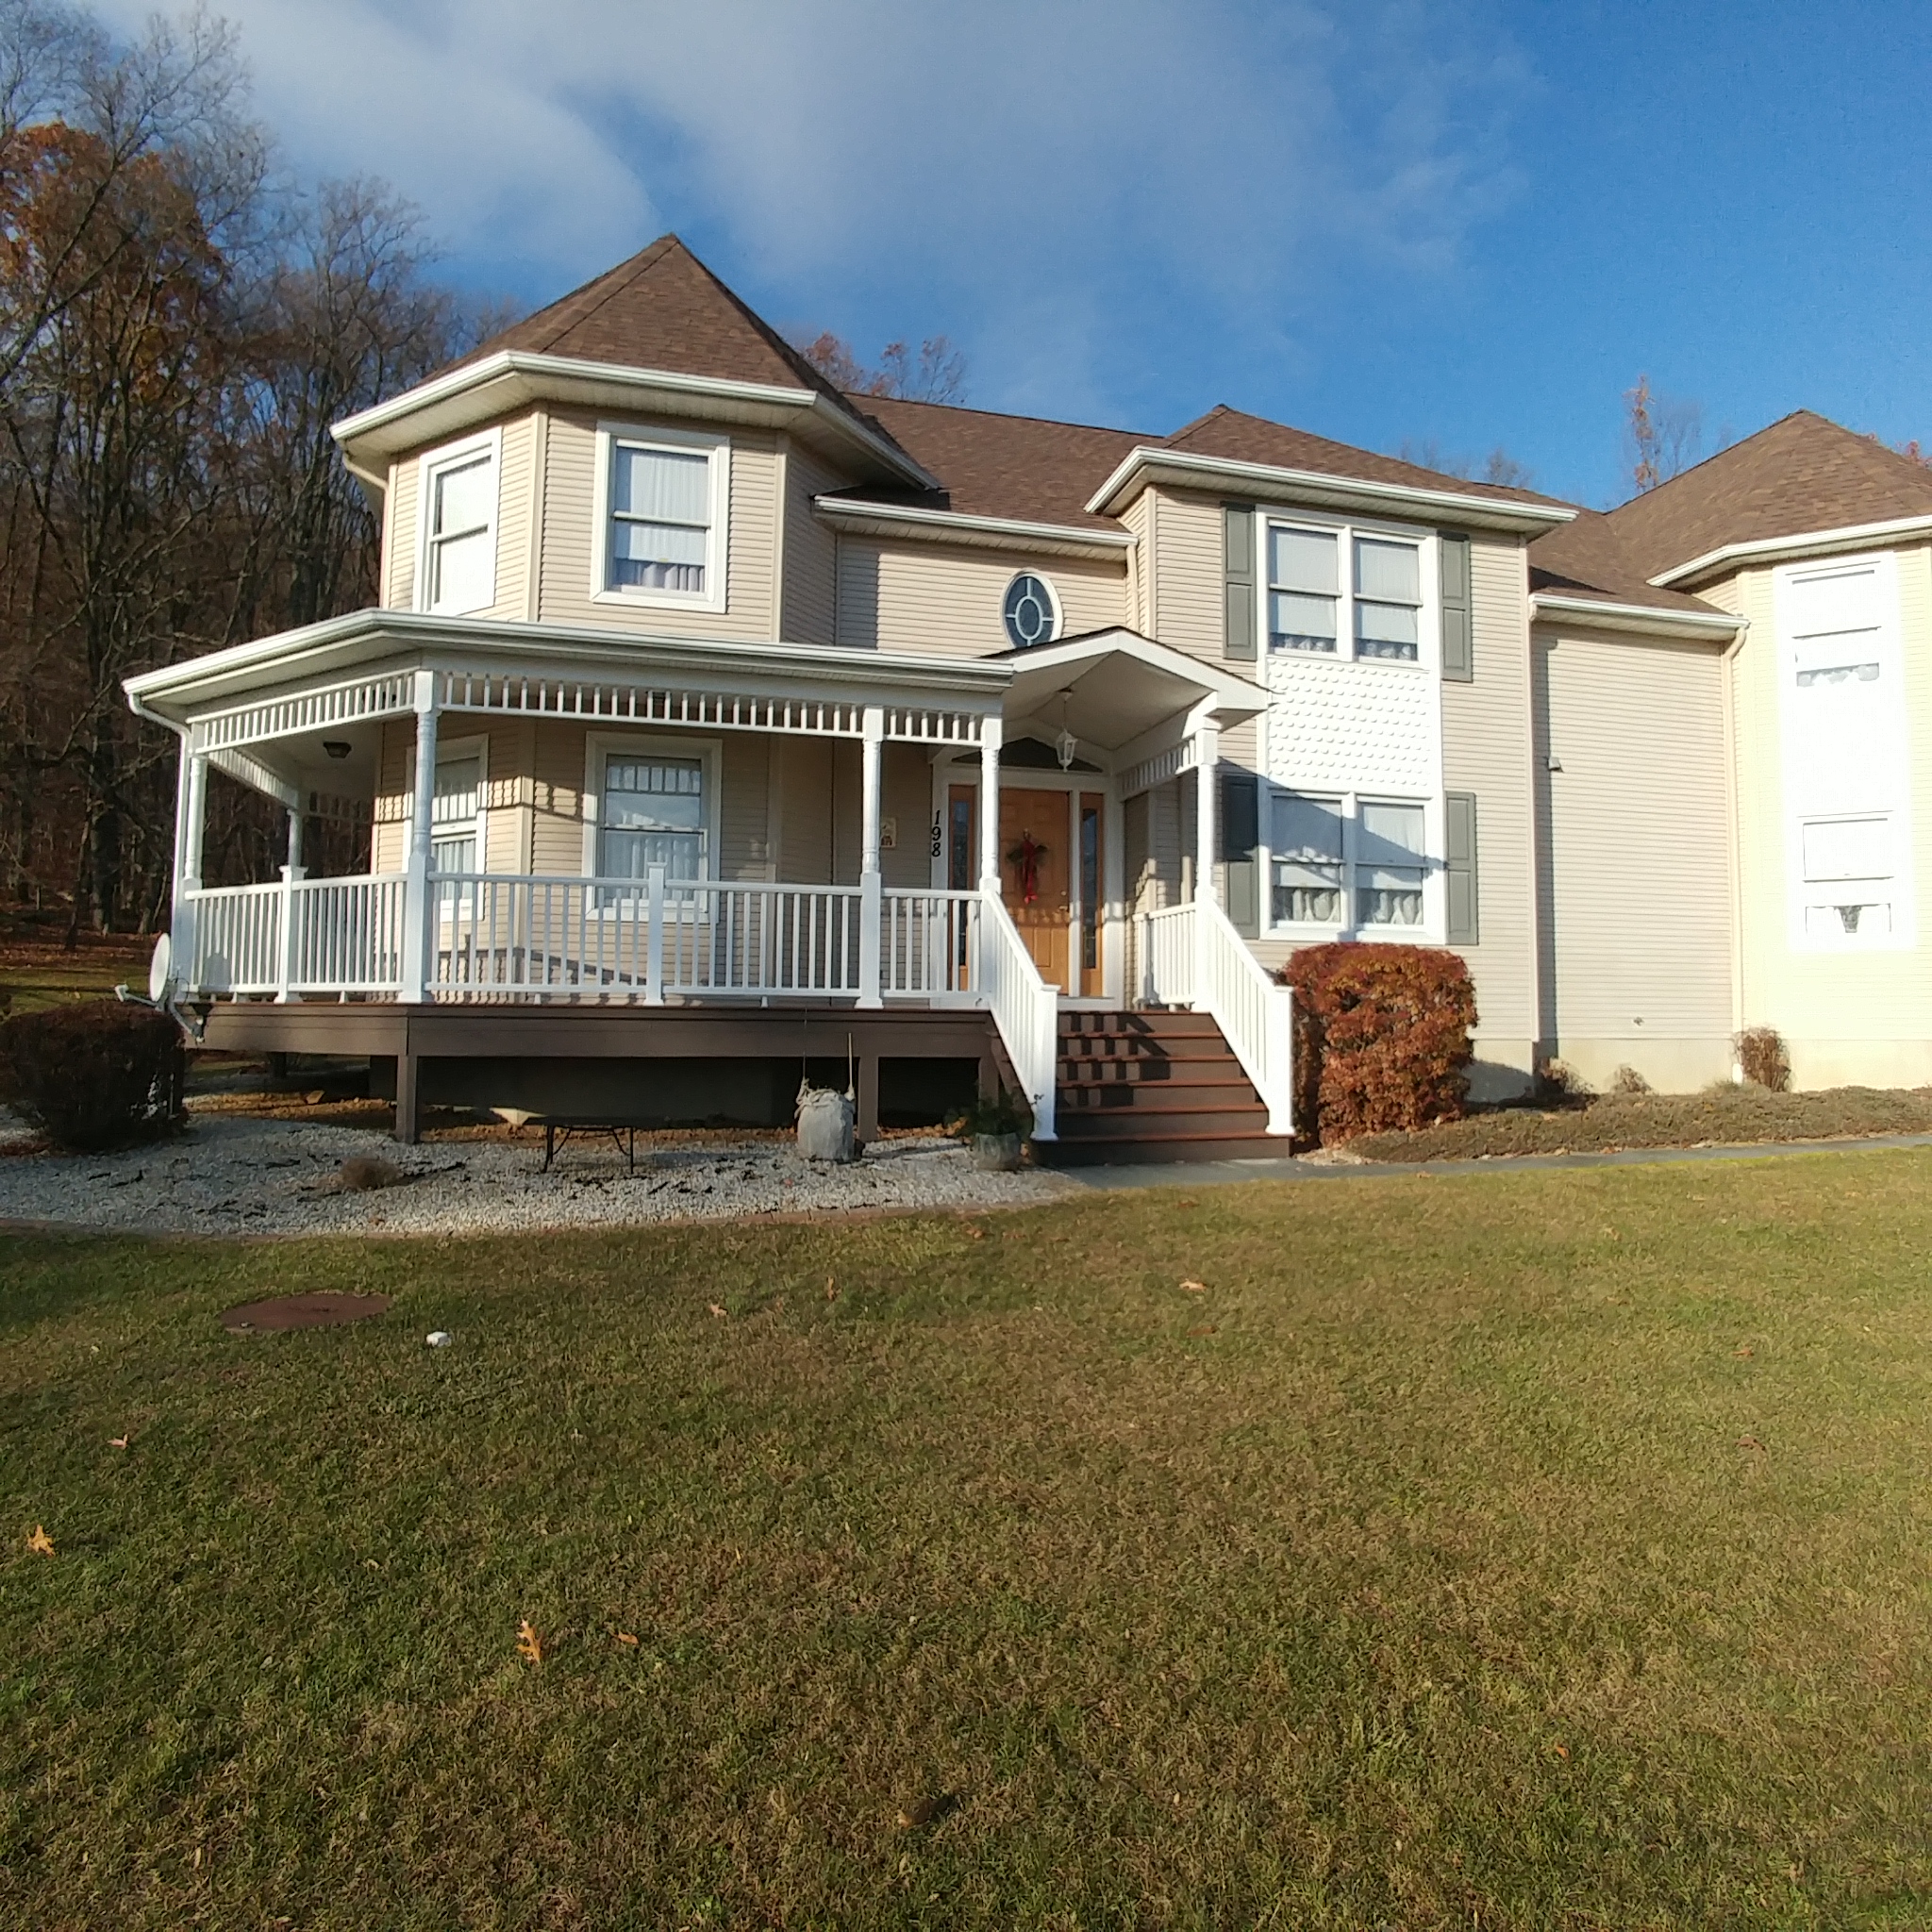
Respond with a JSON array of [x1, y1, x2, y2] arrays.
[[221, 1292, 392, 1333]]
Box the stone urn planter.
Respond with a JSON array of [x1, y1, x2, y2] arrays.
[[971, 1130, 1023, 1172]]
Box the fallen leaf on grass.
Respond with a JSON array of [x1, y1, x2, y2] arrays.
[[1734, 1345, 1755, 1358], [824, 1276, 838, 1302], [1737, 1433, 1767, 1453], [108, 1435, 129, 1449], [616, 1631, 640, 1647], [1177, 1198, 1197, 1208], [516, 1619, 544, 1664], [1188, 1325, 1218, 1338], [1552, 1743, 1570, 1760], [895, 1792, 958, 1829], [708, 1303, 728, 1319], [26, 1524, 54, 1557], [965, 1224, 985, 1241], [1179, 1279, 1208, 1295]]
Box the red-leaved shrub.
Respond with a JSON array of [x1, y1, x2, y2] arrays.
[[0, 999, 185, 1150], [1279, 942, 1477, 1144]]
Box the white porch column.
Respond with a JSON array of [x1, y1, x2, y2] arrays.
[[858, 704, 885, 1008], [399, 668, 440, 1004], [172, 742, 208, 988], [1191, 708, 1220, 906], [275, 807, 307, 1004], [285, 806, 304, 874], [977, 715, 1003, 889]]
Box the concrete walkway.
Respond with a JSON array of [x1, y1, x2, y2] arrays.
[[1057, 1131, 1932, 1191]]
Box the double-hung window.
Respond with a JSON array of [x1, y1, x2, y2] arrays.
[[1269, 790, 1431, 932], [1356, 800, 1426, 925], [1266, 518, 1426, 665], [423, 746, 484, 916], [418, 435, 499, 616], [597, 753, 707, 889], [594, 425, 728, 610]]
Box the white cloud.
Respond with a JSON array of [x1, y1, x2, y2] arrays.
[[85, 0, 1530, 419]]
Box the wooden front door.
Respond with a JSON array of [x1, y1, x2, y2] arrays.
[[1000, 787, 1072, 991]]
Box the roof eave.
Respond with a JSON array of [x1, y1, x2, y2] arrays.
[[1086, 447, 1577, 533], [813, 494, 1133, 558], [1530, 591, 1744, 640], [330, 351, 939, 491], [124, 609, 1009, 722], [1650, 512, 1932, 588]]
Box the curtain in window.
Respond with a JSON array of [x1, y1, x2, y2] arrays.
[[598, 755, 704, 883], [1267, 527, 1339, 653], [429, 456, 494, 612], [1357, 800, 1425, 924], [429, 758, 480, 875], [1353, 539, 1421, 660], [1272, 791, 1344, 923], [610, 446, 709, 592]]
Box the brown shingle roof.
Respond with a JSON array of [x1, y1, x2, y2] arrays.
[[1158, 405, 1570, 510], [824, 395, 1146, 531], [1527, 510, 1724, 615], [1600, 409, 1932, 582], [444, 234, 902, 449]]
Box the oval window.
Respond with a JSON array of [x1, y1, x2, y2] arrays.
[[1002, 573, 1059, 649]]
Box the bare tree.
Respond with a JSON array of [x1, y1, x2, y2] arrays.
[[1396, 438, 1536, 490], [1624, 375, 1703, 495], [791, 328, 968, 405]]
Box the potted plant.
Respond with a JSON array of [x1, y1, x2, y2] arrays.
[[950, 1094, 1030, 1171]]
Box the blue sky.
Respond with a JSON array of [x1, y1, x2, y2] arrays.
[[96, 1, 1932, 508]]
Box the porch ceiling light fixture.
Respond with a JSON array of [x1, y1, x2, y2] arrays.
[[322, 740, 352, 760], [1055, 690, 1077, 772]]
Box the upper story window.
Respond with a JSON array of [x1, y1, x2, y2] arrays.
[[417, 432, 500, 617], [1003, 572, 1060, 649], [591, 423, 730, 613], [1266, 517, 1427, 665]]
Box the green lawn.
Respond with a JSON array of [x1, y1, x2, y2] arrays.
[[5, 1157, 1932, 1928]]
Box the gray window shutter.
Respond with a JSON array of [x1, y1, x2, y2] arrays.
[[1445, 791, 1478, 944], [1224, 504, 1257, 659], [1220, 771, 1260, 936], [1440, 531, 1473, 682]]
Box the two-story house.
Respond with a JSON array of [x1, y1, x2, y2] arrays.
[[123, 236, 1932, 1155]]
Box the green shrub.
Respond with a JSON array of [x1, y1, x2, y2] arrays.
[[0, 999, 185, 1151], [1279, 942, 1477, 1145]]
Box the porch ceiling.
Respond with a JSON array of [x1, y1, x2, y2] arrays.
[[997, 627, 1269, 752]]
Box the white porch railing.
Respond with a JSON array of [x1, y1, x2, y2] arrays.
[[976, 890, 1058, 1140], [880, 889, 980, 1000], [188, 874, 407, 997], [1136, 898, 1295, 1136]]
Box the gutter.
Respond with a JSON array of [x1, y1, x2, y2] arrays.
[[1529, 591, 1744, 640], [1652, 512, 1932, 588], [813, 493, 1134, 558]]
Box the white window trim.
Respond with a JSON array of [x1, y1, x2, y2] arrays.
[[589, 420, 731, 615], [581, 730, 723, 884], [1002, 570, 1062, 649], [1774, 550, 1917, 954], [1256, 509, 1440, 673], [414, 428, 502, 618], [1258, 785, 1445, 943]]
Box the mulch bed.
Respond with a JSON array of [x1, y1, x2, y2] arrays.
[[221, 1292, 393, 1333]]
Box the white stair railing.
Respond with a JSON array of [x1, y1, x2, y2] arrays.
[[977, 888, 1058, 1141], [1137, 901, 1196, 1007], [1191, 895, 1295, 1135]]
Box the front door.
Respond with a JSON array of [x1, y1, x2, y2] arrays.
[[999, 787, 1072, 991]]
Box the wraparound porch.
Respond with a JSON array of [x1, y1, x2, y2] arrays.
[[126, 611, 1293, 1149]]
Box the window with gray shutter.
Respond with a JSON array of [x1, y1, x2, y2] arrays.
[[1440, 531, 1473, 681], [1220, 771, 1260, 935], [1224, 504, 1257, 659], [1445, 790, 1478, 944]]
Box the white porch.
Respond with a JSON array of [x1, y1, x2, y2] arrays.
[[126, 613, 1295, 1143]]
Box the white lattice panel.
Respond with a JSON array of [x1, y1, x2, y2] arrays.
[[1262, 652, 1439, 795]]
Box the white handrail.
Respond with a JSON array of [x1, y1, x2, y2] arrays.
[[977, 887, 1058, 1140], [1191, 895, 1295, 1135], [880, 888, 980, 999], [1138, 901, 1196, 1006]]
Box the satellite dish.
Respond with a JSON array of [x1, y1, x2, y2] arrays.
[[148, 932, 175, 1006]]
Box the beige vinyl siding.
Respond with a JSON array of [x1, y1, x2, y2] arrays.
[[781, 443, 842, 644], [368, 719, 518, 873], [1441, 535, 1537, 1084], [881, 744, 931, 888], [385, 459, 418, 610], [373, 720, 410, 873], [1721, 542, 1932, 1085], [1146, 489, 1224, 661], [1535, 625, 1734, 1090], [835, 541, 1127, 657], [1117, 490, 1152, 636], [534, 409, 779, 640]]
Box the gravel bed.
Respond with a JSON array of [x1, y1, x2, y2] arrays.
[[0, 1111, 1076, 1237]]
